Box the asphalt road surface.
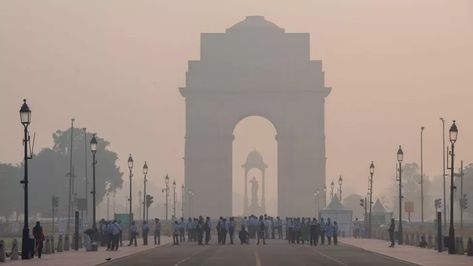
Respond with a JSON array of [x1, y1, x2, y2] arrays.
[[104, 239, 416, 266]]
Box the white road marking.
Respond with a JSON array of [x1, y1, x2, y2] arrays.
[[313, 249, 348, 266], [254, 249, 262, 266], [174, 247, 210, 266]]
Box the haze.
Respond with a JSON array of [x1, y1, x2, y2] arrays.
[[1, 0, 472, 215]]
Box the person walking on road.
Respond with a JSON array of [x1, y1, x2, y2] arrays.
[[154, 218, 161, 245], [204, 217, 212, 245], [33, 221, 45, 258], [257, 216, 266, 245], [173, 221, 180, 245], [128, 221, 138, 247], [326, 218, 333, 245], [333, 221, 339, 245], [111, 220, 122, 250], [142, 221, 150, 245], [388, 218, 395, 247]]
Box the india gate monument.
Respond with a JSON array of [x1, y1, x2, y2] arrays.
[[180, 16, 331, 217]]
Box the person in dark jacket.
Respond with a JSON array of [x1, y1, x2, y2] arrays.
[[388, 218, 395, 247], [32, 221, 45, 258]]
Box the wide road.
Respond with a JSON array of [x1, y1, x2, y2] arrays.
[[104, 239, 416, 266]]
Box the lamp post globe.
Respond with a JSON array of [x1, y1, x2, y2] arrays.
[[20, 99, 31, 126], [143, 161, 148, 175]]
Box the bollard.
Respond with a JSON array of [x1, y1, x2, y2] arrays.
[[0, 240, 5, 262], [57, 235, 63, 252], [10, 239, 18, 260], [64, 235, 70, 251], [427, 234, 433, 249], [456, 237, 464, 255], [51, 236, 55, 253], [467, 237, 473, 256], [44, 236, 51, 254]]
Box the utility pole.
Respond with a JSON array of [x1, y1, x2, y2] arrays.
[[67, 118, 74, 236], [83, 128, 88, 226], [420, 126, 424, 224], [440, 117, 447, 231]]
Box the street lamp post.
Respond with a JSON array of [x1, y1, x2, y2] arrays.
[[142, 162, 148, 222], [128, 154, 134, 222], [420, 126, 425, 224], [397, 146, 404, 244], [314, 189, 320, 218], [448, 120, 458, 254], [330, 181, 334, 200], [164, 174, 170, 221], [338, 176, 343, 200], [368, 161, 375, 238], [83, 128, 88, 226], [20, 99, 32, 259], [173, 180, 177, 219], [90, 134, 97, 232]]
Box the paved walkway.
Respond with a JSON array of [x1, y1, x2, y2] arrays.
[[2, 236, 171, 266], [340, 238, 472, 266]]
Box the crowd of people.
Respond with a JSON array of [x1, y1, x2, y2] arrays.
[[164, 214, 341, 247]]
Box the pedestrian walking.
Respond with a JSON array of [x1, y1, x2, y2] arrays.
[[128, 221, 138, 246], [111, 220, 121, 250], [154, 218, 161, 245], [197, 216, 204, 245], [333, 221, 339, 245], [388, 218, 395, 247], [173, 221, 179, 245], [142, 221, 150, 245], [257, 216, 266, 245], [310, 218, 318, 246], [32, 221, 45, 258], [319, 218, 325, 245], [228, 217, 235, 244], [326, 219, 333, 245], [179, 217, 186, 242], [204, 217, 211, 245]]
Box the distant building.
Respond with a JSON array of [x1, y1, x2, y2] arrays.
[[320, 195, 353, 236], [371, 198, 393, 225]]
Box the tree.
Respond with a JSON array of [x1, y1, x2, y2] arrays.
[[0, 163, 22, 219], [0, 128, 123, 218]]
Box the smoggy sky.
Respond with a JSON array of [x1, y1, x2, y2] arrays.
[[1, 0, 472, 214]]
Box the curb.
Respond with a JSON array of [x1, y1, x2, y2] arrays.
[[339, 240, 420, 266]]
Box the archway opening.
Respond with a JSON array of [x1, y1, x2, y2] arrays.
[[232, 116, 277, 216]]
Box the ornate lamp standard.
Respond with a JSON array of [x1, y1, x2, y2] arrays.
[[338, 176, 343, 200], [128, 154, 134, 221], [420, 126, 425, 224], [90, 134, 97, 231], [397, 146, 404, 244], [19, 99, 32, 259], [330, 181, 334, 199], [314, 189, 321, 218], [448, 120, 458, 254], [142, 161, 148, 222], [368, 161, 375, 238], [173, 180, 177, 219]]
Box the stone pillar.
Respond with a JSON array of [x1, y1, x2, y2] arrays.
[[10, 239, 18, 260], [0, 240, 5, 262]]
